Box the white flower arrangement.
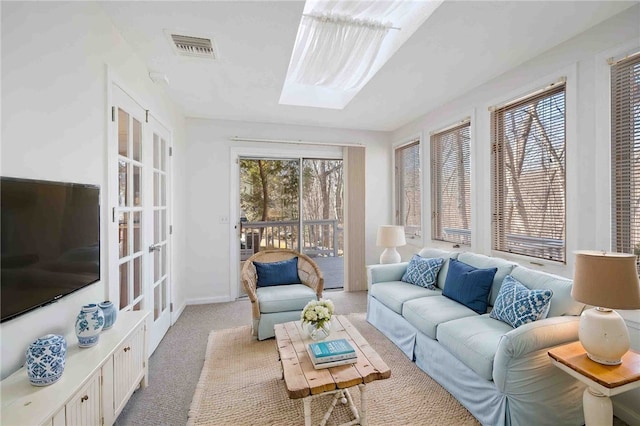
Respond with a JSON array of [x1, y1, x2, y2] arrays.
[[301, 298, 335, 330]]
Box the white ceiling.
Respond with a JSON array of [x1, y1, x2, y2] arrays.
[[100, 1, 635, 132]]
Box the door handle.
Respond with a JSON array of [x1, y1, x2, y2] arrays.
[[149, 243, 162, 252]]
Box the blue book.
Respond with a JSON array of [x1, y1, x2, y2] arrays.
[[308, 339, 356, 363]]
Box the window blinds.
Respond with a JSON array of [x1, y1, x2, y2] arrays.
[[431, 121, 471, 245], [611, 53, 640, 259], [491, 84, 566, 262], [395, 141, 421, 237]]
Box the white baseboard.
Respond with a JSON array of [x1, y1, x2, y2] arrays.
[[613, 397, 640, 426], [186, 296, 234, 305], [171, 301, 187, 325]]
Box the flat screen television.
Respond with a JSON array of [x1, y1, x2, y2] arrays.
[[1, 177, 100, 323]]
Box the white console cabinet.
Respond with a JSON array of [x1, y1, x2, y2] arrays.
[[1, 311, 149, 426]]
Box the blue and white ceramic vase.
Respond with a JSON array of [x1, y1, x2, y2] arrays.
[[26, 334, 67, 386], [75, 304, 104, 348], [98, 300, 117, 330]]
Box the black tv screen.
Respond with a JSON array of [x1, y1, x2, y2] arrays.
[[1, 177, 100, 322]]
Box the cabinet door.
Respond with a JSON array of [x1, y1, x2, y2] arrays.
[[113, 323, 145, 416], [66, 371, 101, 426]]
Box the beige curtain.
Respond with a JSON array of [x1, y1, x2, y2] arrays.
[[344, 146, 366, 291]]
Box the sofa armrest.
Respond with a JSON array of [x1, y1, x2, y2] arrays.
[[366, 262, 409, 289], [492, 316, 582, 395], [497, 316, 580, 360]]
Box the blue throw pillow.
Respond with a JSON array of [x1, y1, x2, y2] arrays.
[[254, 257, 301, 287], [490, 275, 553, 328], [401, 255, 444, 290], [442, 258, 497, 314]]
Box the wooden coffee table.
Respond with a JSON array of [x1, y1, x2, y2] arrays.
[[274, 315, 391, 426]]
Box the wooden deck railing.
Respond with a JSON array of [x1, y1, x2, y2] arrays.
[[240, 219, 342, 260]]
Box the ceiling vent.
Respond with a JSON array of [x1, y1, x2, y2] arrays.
[[168, 33, 216, 59]]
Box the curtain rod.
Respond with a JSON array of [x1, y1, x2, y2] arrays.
[[230, 136, 364, 148], [301, 13, 401, 30]]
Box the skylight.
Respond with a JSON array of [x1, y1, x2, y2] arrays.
[[280, 0, 443, 110]]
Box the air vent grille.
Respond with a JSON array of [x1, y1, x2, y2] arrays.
[[170, 34, 216, 59]]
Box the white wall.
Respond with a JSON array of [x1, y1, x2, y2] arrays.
[[393, 5, 640, 275], [1, 2, 187, 379], [185, 118, 390, 303], [391, 6, 640, 423]]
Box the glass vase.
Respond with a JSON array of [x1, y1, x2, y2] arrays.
[[306, 320, 331, 341]]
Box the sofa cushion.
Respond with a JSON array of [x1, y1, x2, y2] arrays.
[[437, 315, 513, 381], [256, 284, 316, 313], [490, 275, 553, 328], [370, 281, 440, 314], [254, 257, 301, 287], [510, 266, 584, 317], [442, 258, 497, 314], [457, 252, 517, 306], [418, 248, 460, 290], [401, 255, 444, 290], [402, 295, 478, 339]]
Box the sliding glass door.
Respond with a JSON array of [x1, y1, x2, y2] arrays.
[[237, 157, 344, 294]]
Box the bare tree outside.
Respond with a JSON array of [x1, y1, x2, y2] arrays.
[[395, 141, 421, 238], [431, 122, 471, 245], [493, 85, 566, 262], [239, 158, 343, 258]]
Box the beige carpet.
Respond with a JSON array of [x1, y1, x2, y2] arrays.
[[187, 313, 479, 426]]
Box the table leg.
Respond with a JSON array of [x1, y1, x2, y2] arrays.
[[304, 396, 312, 426], [359, 384, 367, 426], [583, 387, 612, 426]]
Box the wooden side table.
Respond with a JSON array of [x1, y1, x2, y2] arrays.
[[548, 341, 640, 426]]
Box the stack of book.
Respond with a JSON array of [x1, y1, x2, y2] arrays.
[[307, 338, 357, 369]]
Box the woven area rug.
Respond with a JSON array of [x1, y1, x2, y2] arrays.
[[187, 313, 480, 426]]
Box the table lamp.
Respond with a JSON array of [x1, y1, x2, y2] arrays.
[[571, 250, 640, 365], [376, 225, 406, 264]]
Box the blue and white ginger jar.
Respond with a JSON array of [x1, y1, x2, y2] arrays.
[[26, 334, 67, 386], [98, 300, 117, 330], [75, 303, 104, 348]]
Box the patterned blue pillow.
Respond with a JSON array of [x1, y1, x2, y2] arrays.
[[401, 255, 444, 290], [490, 275, 553, 328]]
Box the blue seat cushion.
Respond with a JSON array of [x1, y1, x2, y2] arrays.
[[437, 314, 513, 381], [370, 281, 440, 314], [256, 284, 317, 313], [254, 257, 301, 287], [402, 296, 478, 339], [442, 258, 497, 314], [401, 255, 444, 290], [490, 275, 553, 328]]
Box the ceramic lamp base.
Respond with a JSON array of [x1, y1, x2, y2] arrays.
[[379, 247, 401, 264], [579, 307, 630, 365]]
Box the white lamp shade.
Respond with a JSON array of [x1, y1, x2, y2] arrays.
[[376, 225, 406, 248]]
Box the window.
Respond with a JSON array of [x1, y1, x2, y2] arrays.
[[431, 121, 471, 245], [491, 82, 566, 262], [395, 140, 421, 238], [611, 53, 640, 260]]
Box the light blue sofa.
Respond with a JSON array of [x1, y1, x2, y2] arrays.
[[366, 248, 587, 426]]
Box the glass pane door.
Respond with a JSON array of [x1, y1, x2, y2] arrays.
[[117, 107, 144, 311], [148, 125, 171, 353], [237, 157, 344, 293], [301, 159, 344, 289]]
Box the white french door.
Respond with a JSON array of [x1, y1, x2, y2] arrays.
[[148, 118, 171, 353], [110, 83, 171, 355]]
